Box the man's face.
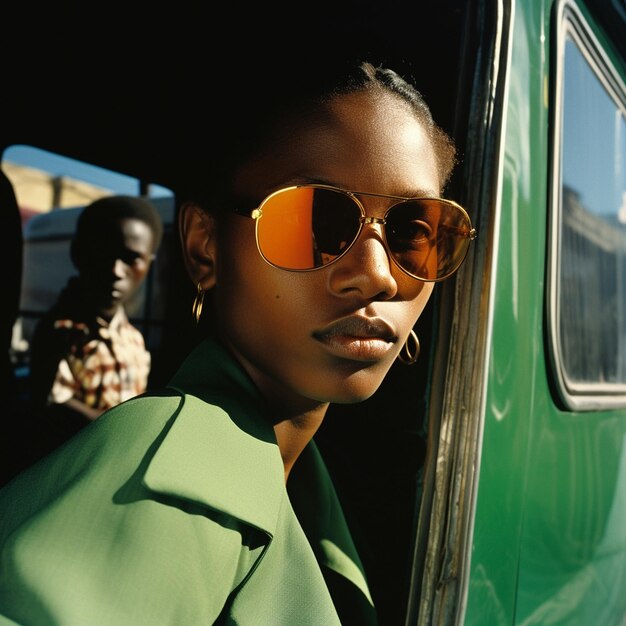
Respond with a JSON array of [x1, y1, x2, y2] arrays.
[[79, 218, 154, 316]]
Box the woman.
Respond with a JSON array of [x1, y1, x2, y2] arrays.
[[0, 58, 476, 625]]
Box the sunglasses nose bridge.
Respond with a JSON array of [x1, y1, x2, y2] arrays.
[[353, 215, 398, 270], [357, 215, 388, 247], [360, 216, 386, 226]]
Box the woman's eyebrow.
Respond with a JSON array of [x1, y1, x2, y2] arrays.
[[287, 175, 328, 186], [272, 176, 442, 199], [308, 180, 442, 198], [394, 185, 441, 198]]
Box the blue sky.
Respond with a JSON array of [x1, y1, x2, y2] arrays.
[[4, 144, 173, 199], [562, 39, 625, 219]]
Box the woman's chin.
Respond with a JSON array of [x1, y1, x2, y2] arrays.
[[316, 371, 390, 405]]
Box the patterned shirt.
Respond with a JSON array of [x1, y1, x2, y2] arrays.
[[29, 278, 151, 413], [49, 310, 150, 410]]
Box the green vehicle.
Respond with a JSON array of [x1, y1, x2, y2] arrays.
[[1, 0, 625, 624]]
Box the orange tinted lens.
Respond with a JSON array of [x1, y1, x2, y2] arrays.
[[257, 187, 361, 270], [256, 187, 317, 269]]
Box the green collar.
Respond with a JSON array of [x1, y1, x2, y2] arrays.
[[142, 337, 373, 606], [144, 337, 285, 535]]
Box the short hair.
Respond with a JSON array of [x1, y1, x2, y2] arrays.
[[335, 62, 457, 188], [183, 55, 457, 207], [74, 195, 164, 253]]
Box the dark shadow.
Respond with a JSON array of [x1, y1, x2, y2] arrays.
[[0, 168, 26, 486]]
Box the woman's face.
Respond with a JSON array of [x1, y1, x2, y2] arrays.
[[213, 89, 441, 411]]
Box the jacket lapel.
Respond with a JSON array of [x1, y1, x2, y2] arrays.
[[141, 337, 374, 613], [143, 338, 286, 536]]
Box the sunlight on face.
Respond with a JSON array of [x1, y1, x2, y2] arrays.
[[214, 90, 439, 412]]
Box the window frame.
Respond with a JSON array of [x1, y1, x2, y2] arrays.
[[547, 0, 626, 410]]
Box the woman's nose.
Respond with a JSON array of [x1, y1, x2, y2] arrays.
[[327, 226, 398, 300]]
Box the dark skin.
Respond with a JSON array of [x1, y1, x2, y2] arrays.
[[76, 218, 156, 321], [66, 217, 155, 420], [180, 89, 440, 480]]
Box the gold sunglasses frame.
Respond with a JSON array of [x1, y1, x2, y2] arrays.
[[237, 184, 477, 282]]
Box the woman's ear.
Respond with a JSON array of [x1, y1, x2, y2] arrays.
[[179, 202, 218, 290]]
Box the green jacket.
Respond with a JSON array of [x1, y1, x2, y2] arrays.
[[0, 338, 376, 625]]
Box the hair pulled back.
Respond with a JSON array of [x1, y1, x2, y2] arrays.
[[183, 54, 457, 206]]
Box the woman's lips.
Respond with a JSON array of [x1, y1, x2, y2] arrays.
[[313, 316, 397, 361]]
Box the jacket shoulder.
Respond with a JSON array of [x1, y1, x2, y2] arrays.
[[0, 390, 185, 503]]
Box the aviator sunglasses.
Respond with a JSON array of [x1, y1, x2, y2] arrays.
[[233, 184, 477, 282]]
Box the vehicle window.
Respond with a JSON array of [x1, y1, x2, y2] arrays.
[[549, 2, 626, 409], [1, 145, 175, 381]]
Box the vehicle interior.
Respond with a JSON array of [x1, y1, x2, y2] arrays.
[[1, 3, 474, 624]]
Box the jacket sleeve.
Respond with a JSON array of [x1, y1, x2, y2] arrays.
[[0, 395, 251, 626]]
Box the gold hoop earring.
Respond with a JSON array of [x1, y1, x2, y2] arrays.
[[397, 329, 420, 365], [191, 282, 205, 325]]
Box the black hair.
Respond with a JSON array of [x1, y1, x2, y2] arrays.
[[183, 56, 456, 208], [319, 61, 456, 189], [358, 62, 456, 185], [73, 195, 164, 254]]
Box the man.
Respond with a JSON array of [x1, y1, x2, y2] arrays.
[[29, 195, 163, 439]]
